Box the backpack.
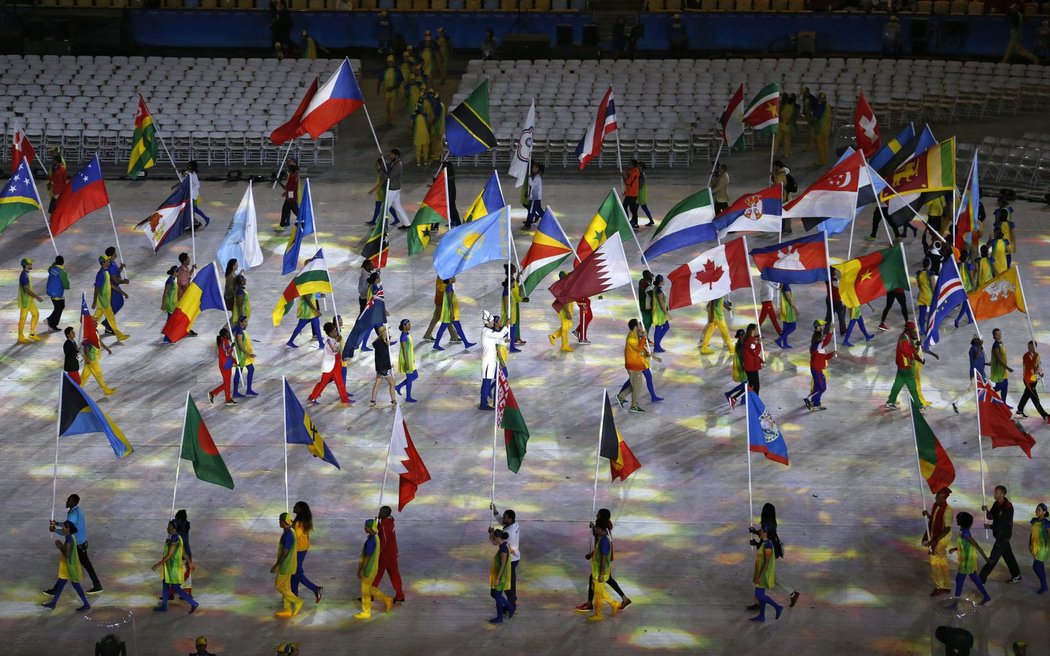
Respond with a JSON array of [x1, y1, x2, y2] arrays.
[[785, 173, 798, 194]]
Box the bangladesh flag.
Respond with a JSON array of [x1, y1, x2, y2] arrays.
[[742, 83, 780, 133], [408, 169, 449, 256], [497, 367, 530, 473], [181, 394, 234, 489], [833, 243, 909, 307], [910, 398, 955, 493]]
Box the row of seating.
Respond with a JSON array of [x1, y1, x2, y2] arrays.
[[34, 0, 588, 10], [976, 133, 1050, 192]]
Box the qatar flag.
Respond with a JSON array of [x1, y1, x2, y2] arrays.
[[298, 59, 365, 139], [548, 232, 631, 312]]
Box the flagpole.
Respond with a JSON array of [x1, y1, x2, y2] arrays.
[[821, 231, 838, 347], [1013, 266, 1037, 347], [846, 211, 857, 261], [906, 399, 932, 538], [380, 409, 396, 509], [213, 262, 242, 371], [271, 140, 297, 190], [551, 207, 581, 264], [376, 180, 390, 273], [491, 367, 500, 505], [742, 235, 764, 346], [612, 86, 623, 174], [592, 390, 607, 515], [282, 375, 289, 514], [138, 93, 182, 180], [860, 157, 896, 247], [189, 192, 197, 266], [105, 204, 126, 273], [745, 389, 754, 525], [25, 162, 59, 256], [611, 188, 652, 272], [301, 179, 328, 313], [974, 375, 987, 510], [52, 373, 63, 524], [171, 391, 189, 519], [707, 141, 724, 187]]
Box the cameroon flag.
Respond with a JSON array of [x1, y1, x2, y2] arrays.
[[833, 243, 909, 307], [598, 391, 641, 482], [181, 394, 234, 489], [127, 94, 158, 179], [407, 169, 449, 256], [910, 398, 955, 493]]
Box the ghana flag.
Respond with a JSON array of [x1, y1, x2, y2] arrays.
[[272, 249, 332, 326], [497, 366, 530, 473], [180, 393, 234, 489], [599, 390, 641, 482], [59, 373, 133, 459], [127, 94, 158, 179], [407, 169, 449, 256], [832, 243, 909, 307], [445, 80, 496, 157], [910, 398, 955, 493]]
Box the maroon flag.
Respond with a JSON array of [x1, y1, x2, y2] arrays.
[[548, 232, 631, 312]]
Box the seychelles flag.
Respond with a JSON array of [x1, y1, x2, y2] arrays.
[[298, 59, 365, 139], [520, 208, 573, 295]]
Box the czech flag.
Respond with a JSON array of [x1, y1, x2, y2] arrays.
[[298, 59, 364, 139], [162, 262, 225, 342], [50, 155, 109, 236]]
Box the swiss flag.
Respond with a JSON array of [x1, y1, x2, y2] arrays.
[[11, 126, 36, 175], [976, 373, 1036, 457], [853, 91, 880, 158], [784, 150, 865, 220], [548, 232, 632, 312], [270, 77, 319, 146], [388, 405, 431, 512], [667, 238, 751, 309]]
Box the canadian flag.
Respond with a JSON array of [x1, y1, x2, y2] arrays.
[[548, 232, 632, 312], [667, 238, 752, 310], [387, 405, 432, 512], [853, 91, 880, 158]]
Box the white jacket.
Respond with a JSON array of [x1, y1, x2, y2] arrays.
[[321, 336, 340, 374], [480, 326, 510, 379]]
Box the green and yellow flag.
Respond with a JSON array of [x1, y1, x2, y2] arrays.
[[127, 94, 158, 179]]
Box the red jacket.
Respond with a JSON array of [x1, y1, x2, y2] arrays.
[[743, 336, 763, 372], [809, 333, 834, 371], [377, 516, 399, 559], [895, 334, 915, 370], [50, 164, 69, 197]]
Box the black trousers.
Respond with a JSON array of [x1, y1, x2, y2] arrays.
[[979, 538, 1021, 582], [880, 290, 909, 325], [77, 541, 101, 589], [280, 199, 299, 227], [623, 196, 639, 224], [507, 560, 518, 604], [587, 574, 626, 602], [1017, 382, 1048, 418], [825, 298, 846, 334], [47, 297, 65, 330], [746, 370, 760, 395]]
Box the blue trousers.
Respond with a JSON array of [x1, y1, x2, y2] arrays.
[[777, 322, 797, 348], [843, 317, 873, 344], [46, 578, 89, 608], [726, 382, 746, 400], [434, 321, 473, 349], [1034, 559, 1048, 592], [653, 322, 670, 352], [525, 200, 542, 226], [753, 587, 782, 620], [292, 550, 319, 597], [289, 317, 322, 348], [954, 303, 973, 328], [157, 581, 195, 609], [480, 378, 494, 409], [233, 364, 255, 396], [993, 380, 1009, 404], [918, 305, 929, 335], [396, 370, 419, 401], [490, 588, 512, 621], [954, 572, 990, 602], [808, 369, 827, 406]]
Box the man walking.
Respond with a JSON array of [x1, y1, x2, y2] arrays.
[[921, 487, 954, 596], [47, 493, 103, 594], [885, 322, 922, 410], [373, 506, 405, 603], [615, 319, 647, 414], [979, 484, 1023, 583], [380, 149, 405, 226], [63, 327, 81, 384], [491, 504, 520, 609], [45, 255, 70, 331], [990, 328, 1013, 403], [17, 258, 43, 343], [623, 160, 641, 229]]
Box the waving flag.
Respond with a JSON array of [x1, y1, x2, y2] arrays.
[[342, 296, 386, 360], [126, 94, 158, 179], [284, 378, 340, 469], [720, 84, 746, 148], [712, 185, 783, 237], [11, 125, 36, 174], [270, 77, 319, 145], [881, 138, 956, 200], [282, 178, 315, 275], [298, 59, 365, 139], [667, 238, 751, 310], [746, 390, 788, 466], [216, 182, 263, 271], [520, 208, 573, 295], [135, 178, 192, 253], [954, 152, 979, 253], [643, 188, 716, 260], [181, 393, 234, 489], [784, 150, 865, 219], [749, 233, 829, 285], [361, 186, 390, 269], [59, 373, 133, 459], [833, 243, 909, 307], [273, 250, 332, 326], [910, 398, 955, 492], [576, 86, 618, 169], [868, 123, 915, 175], [408, 169, 449, 256], [49, 155, 109, 236], [0, 159, 42, 235], [742, 83, 780, 133], [923, 256, 968, 347], [497, 367, 530, 473], [432, 206, 510, 279], [446, 79, 496, 157], [976, 372, 1036, 457], [508, 100, 536, 187], [464, 171, 504, 224], [162, 263, 225, 342], [853, 91, 880, 157], [968, 266, 1026, 322], [599, 391, 641, 481], [388, 404, 431, 511], [549, 232, 631, 313], [80, 293, 99, 350], [577, 189, 632, 263]]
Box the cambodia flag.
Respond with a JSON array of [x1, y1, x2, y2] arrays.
[[49, 155, 109, 236], [749, 233, 828, 285], [298, 59, 364, 139]]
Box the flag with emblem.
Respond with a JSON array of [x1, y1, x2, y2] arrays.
[[976, 372, 1036, 457], [497, 366, 531, 473], [712, 184, 783, 237], [432, 205, 510, 279], [880, 138, 956, 200], [0, 159, 42, 235], [910, 398, 955, 492], [746, 390, 788, 465], [667, 238, 751, 310], [853, 91, 880, 158], [783, 150, 865, 219], [749, 233, 829, 285], [742, 83, 780, 133], [599, 390, 641, 481], [508, 100, 536, 187], [284, 377, 340, 469], [135, 178, 192, 253], [967, 265, 1026, 321], [832, 243, 909, 307], [50, 155, 109, 236]]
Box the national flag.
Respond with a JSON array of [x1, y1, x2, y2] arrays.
[[720, 84, 746, 148], [667, 238, 751, 310], [388, 404, 431, 511], [508, 100, 536, 188], [880, 127, 944, 228], [967, 265, 1026, 322], [80, 293, 99, 350], [463, 171, 505, 224], [361, 185, 390, 269], [923, 255, 968, 347], [282, 178, 315, 275], [598, 391, 641, 481], [712, 185, 783, 237], [180, 393, 234, 489], [298, 59, 365, 139], [954, 152, 979, 253], [59, 372, 133, 459], [446, 79, 496, 157], [162, 262, 225, 342], [783, 150, 864, 220], [270, 77, 319, 145], [742, 83, 780, 133], [976, 372, 1036, 457], [520, 208, 573, 295], [746, 390, 788, 466], [342, 296, 386, 360], [749, 233, 829, 285], [548, 232, 631, 313], [497, 366, 530, 473], [432, 206, 510, 280], [272, 250, 333, 326], [216, 182, 263, 272], [910, 398, 955, 492], [126, 94, 158, 179], [407, 169, 449, 256], [135, 178, 192, 253], [49, 155, 109, 236], [799, 147, 888, 235], [576, 189, 633, 263], [853, 91, 880, 158], [868, 123, 915, 175], [643, 188, 716, 260], [11, 125, 36, 174], [0, 159, 42, 235], [284, 379, 340, 469], [576, 86, 618, 169], [881, 138, 956, 200], [832, 243, 909, 307]]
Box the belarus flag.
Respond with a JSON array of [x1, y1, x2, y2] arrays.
[[749, 233, 829, 285], [667, 238, 751, 310], [783, 150, 865, 220], [712, 184, 783, 238], [298, 59, 365, 139], [49, 155, 109, 236]]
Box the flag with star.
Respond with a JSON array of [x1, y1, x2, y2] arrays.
[[832, 243, 910, 307], [0, 159, 42, 235], [742, 83, 780, 134]]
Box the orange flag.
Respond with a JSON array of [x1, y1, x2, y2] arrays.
[[967, 266, 1026, 322]]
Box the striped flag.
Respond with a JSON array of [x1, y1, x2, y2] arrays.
[[519, 208, 573, 295], [742, 83, 780, 133], [923, 255, 967, 347], [720, 84, 745, 147], [644, 188, 717, 260], [162, 263, 225, 342], [272, 250, 333, 326], [599, 390, 641, 481], [576, 86, 618, 170], [126, 94, 158, 179]]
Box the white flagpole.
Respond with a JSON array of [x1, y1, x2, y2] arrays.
[[907, 399, 932, 538], [52, 373, 63, 524], [1013, 266, 1036, 346], [821, 231, 839, 347], [189, 191, 197, 267], [741, 235, 764, 346], [974, 375, 987, 510], [612, 187, 652, 272], [171, 391, 189, 519], [745, 389, 754, 524], [379, 408, 396, 509], [846, 211, 857, 261], [271, 140, 297, 190], [282, 375, 289, 514], [592, 389, 607, 514], [137, 93, 182, 180], [613, 86, 623, 174], [24, 162, 59, 255], [302, 179, 328, 313], [105, 205, 126, 274], [491, 369, 501, 505]]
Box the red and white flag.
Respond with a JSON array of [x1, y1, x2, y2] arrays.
[[270, 77, 319, 145], [575, 87, 618, 170], [298, 58, 365, 140], [784, 150, 866, 219], [720, 84, 746, 148], [853, 91, 880, 158], [11, 125, 36, 174], [387, 404, 431, 512], [976, 373, 1036, 457], [548, 232, 631, 312], [667, 238, 751, 309]]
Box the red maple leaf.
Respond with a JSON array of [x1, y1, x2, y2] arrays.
[[694, 259, 724, 289]]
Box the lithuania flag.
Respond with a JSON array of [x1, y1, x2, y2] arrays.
[[497, 367, 530, 473], [833, 243, 909, 307], [407, 169, 449, 256], [910, 398, 955, 493], [181, 393, 234, 489]]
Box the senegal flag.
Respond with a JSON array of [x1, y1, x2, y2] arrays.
[[599, 390, 641, 482], [408, 169, 449, 256], [497, 367, 530, 473], [910, 398, 955, 493], [272, 249, 332, 326], [576, 189, 632, 263], [127, 94, 158, 179], [833, 243, 909, 307], [180, 393, 234, 489]]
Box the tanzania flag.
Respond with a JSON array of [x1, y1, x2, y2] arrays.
[[881, 137, 955, 200], [0, 159, 42, 235], [162, 263, 225, 342], [910, 398, 955, 493], [742, 83, 780, 133], [59, 372, 133, 459], [127, 94, 158, 179], [361, 191, 390, 268], [284, 378, 340, 469], [833, 243, 909, 307], [181, 394, 234, 489], [445, 80, 496, 157], [577, 189, 633, 263], [408, 169, 449, 256], [599, 391, 641, 481], [520, 208, 573, 295], [497, 366, 530, 473], [464, 171, 504, 224], [272, 249, 332, 326]]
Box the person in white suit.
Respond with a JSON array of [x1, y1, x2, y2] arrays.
[[479, 312, 510, 410], [307, 322, 351, 405]]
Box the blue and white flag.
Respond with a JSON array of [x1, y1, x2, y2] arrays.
[[746, 390, 789, 466], [433, 206, 510, 279], [643, 188, 716, 260], [923, 255, 968, 347], [216, 182, 263, 271]]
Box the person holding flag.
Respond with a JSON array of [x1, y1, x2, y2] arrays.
[[81, 323, 115, 396], [615, 319, 648, 414], [47, 150, 69, 214], [307, 322, 351, 406], [921, 487, 954, 597], [63, 327, 81, 384], [1016, 341, 1048, 421], [803, 321, 835, 411], [232, 315, 258, 399], [749, 526, 784, 622], [885, 322, 923, 410], [92, 256, 128, 342], [277, 162, 299, 230], [17, 258, 42, 343], [990, 328, 1013, 403], [394, 319, 419, 402], [207, 327, 236, 407]]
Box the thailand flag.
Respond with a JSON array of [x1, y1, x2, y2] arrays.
[[749, 233, 829, 285], [575, 87, 618, 170], [49, 155, 109, 236], [298, 58, 365, 139], [712, 184, 783, 238], [923, 255, 968, 347]]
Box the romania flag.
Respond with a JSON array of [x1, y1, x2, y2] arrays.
[[162, 263, 225, 342], [59, 373, 133, 459], [598, 391, 641, 482], [284, 378, 340, 469]]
